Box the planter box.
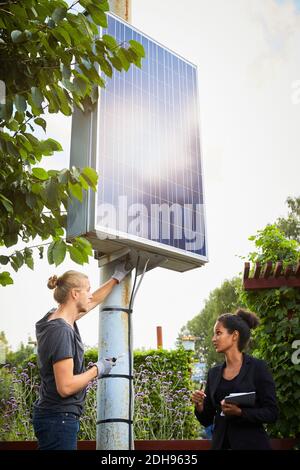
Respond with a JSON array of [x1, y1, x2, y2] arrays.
[[0, 439, 298, 450]]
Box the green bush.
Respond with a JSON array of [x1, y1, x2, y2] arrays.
[[0, 348, 199, 440], [241, 225, 300, 438], [134, 349, 198, 439]]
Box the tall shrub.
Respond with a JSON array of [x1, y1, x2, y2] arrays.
[[1, 348, 199, 440], [241, 225, 300, 437]]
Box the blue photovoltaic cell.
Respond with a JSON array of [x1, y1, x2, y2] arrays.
[[96, 15, 206, 257]]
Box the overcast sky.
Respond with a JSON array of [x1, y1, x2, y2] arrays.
[[1, 0, 300, 352]]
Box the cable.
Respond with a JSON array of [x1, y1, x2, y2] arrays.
[[126, 255, 150, 450], [127, 255, 140, 450], [130, 258, 150, 306], [128, 255, 140, 311]]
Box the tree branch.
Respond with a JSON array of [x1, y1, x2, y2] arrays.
[[13, 103, 49, 137]]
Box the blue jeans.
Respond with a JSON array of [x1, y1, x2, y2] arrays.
[[32, 408, 80, 450]]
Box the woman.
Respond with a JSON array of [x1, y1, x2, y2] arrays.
[[191, 309, 278, 450], [32, 262, 132, 450]]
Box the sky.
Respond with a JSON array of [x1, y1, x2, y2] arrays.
[[1, 0, 300, 352]]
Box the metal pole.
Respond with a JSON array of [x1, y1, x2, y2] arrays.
[[156, 326, 163, 349], [97, 259, 133, 450], [109, 0, 132, 22], [97, 0, 133, 451]]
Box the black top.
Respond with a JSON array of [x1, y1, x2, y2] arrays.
[[34, 309, 85, 416], [214, 375, 239, 406], [214, 375, 239, 449], [195, 354, 279, 450]]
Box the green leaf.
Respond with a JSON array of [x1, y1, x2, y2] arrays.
[[48, 138, 63, 151], [60, 63, 71, 80], [0, 100, 13, 121], [73, 76, 88, 97], [38, 246, 44, 259], [68, 245, 85, 265], [3, 232, 18, 248], [51, 27, 71, 46], [11, 252, 23, 270], [32, 167, 49, 181], [79, 175, 89, 190], [34, 117, 47, 132], [99, 58, 113, 78], [18, 135, 33, 152], [87, 5, 107, 27], [11, 30, 26, 43], [81, 167, 98, 188], [90, 85, 99, 104], [58, 169, 69, 184], [15, 94, 27, 113], [109, 55, 123, 72], [24, 251, 34, 270], [43, 180, 58, 206], [47, 241, 55, 265], [0, 256, 10, 265], [25, 193, 37, 209], [7, 141, 19, 158], [40, 138, 63, 155], [0, 272, 13, 286], [129, 40, 145, 58], [75, 237, 93, 256], [68, 182, 83, 202], [52, 7, 67, 23], [52, 240, 67, 266], [102, 34, 118, 50], [117, 48, 130, 71], [53, 86, 72, 116], [31, 87, 44, 108], [7, 119, 19, 132], [0, 194, 13, 213]]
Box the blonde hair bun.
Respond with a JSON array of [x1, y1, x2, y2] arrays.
[[47, 275, 58, 290]]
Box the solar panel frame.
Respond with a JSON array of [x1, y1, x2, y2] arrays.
[[67, 12, 208, 272]]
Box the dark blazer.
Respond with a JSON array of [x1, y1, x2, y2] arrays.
[[195, 354, 278, 450]]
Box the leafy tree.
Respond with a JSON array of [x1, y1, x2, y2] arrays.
[[276, 196, 300, 243], [0, 331, 36, 365], [0, 330, 9, 350], [240, 225, 300, 438], [6, 341, 35, 366], [248, 224, 299, 266], [180, 277, 245, 370], [0, 0, 145, 286], [0, 330, 10, 363]]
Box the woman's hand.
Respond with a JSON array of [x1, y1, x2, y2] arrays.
[[191, 389, 207, 413], [220, 400, 242, 416]]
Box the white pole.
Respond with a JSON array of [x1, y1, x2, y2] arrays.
[[96, 0, 134, 451], [96, 260, 133, 450]]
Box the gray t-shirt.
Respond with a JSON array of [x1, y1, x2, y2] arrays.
[[34, 310, 86, 416]]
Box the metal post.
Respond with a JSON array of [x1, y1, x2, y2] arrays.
[[156, 326, 163, 349], [97, 0, 133, 451], [109, 0, 132, 22], [96, 260, 133, 450]]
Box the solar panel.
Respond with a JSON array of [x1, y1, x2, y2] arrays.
[[68, 13, 208, 272]]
